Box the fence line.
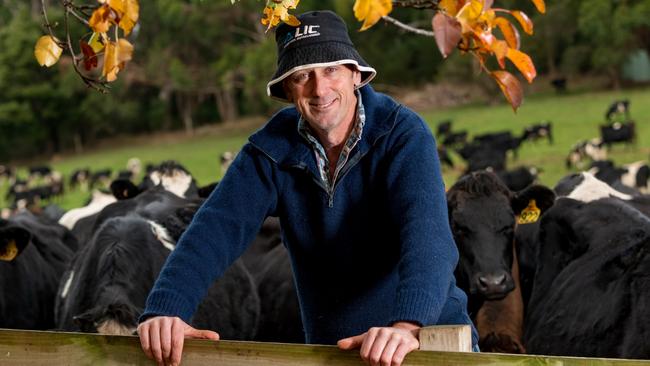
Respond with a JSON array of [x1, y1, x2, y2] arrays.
[[0, 328, 649, 366]]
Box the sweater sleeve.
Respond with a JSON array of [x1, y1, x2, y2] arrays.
[[140, 143, 278, 323], [384, 109, 458, 326]]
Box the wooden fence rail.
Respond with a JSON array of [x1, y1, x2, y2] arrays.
[[0, 328, 649, 366]]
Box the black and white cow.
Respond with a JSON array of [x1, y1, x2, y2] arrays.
[[524, 197, 650, 358], [605, 99, 630, 122], [521, 122, 553, 144], [55, 212, 260, 340], [565, 138, 607, 170], [0, 211, 76, 329], [590, 160, 650, 194]]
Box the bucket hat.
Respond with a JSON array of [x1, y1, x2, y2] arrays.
[[267, 10, 377, 102]]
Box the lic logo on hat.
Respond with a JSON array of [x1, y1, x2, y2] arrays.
[[283, 25, 320, 48]]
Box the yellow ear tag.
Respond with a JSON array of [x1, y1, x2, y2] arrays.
[[518, 199, 540, 224], [0, 240, 19, 262]]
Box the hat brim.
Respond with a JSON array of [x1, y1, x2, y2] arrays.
[[267, 43, 376, 103]]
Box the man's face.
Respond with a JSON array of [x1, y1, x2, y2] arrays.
[[284, 65, 361, 136]]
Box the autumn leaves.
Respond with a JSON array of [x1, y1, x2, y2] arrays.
[[34, 0, 139, 84]]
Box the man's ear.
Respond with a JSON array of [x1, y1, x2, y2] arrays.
[[352, 68, 362, 86]]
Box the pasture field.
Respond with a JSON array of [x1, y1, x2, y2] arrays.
[[2, 87, 649, 210]]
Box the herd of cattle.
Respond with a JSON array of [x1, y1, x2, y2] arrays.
[[0, 98, 648, 359]]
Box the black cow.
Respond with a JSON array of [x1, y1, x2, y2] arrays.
[[0, 211, 76, 329], [524, 197, 650, 358], [550, 77, 567, 93], [457, 142, 507, 173], [588, 160, 650, 194], [28, 165, 52, 181], [497, 166, 539, 192], [605, 99, 630, 122], [240, 217, 304, 343], [442, 130, 468, 147], [436, 119, 452, 137], [473, 131, 523, 158], [118, 160, 199, 200], [55, 212, 260, 340], [521, 122, 552, 144], [446, 171, 555, 352], [437, 145, 454, 169], [600, 121, 635, 147]]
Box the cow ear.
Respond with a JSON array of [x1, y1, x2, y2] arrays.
[[110, 179, 141, 200], [512, 185, 556, 220], [0, 226, 31, 262]]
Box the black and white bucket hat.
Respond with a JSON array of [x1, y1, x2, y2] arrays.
[[266, 10, 377, 103]]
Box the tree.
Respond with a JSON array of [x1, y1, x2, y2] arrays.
[[37, 0, 545, 111]]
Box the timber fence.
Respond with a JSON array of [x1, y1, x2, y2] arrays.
[[0, 326, 649, 365]]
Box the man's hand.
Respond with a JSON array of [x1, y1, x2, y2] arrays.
[[137, 316, 219, 366], [337, 322, 420, 366]]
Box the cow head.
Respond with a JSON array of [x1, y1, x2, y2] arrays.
[[0, 224, 31, 262], [447, 171, 555, 307], [73, 302, 139, 335]]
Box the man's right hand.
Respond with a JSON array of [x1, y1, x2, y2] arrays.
[[137, 316, 220, 366]]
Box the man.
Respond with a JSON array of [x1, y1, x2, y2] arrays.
[[138, 10, 477, 366]]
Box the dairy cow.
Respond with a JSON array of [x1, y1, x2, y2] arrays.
[[0, 212, 75, 329], [524, 197, 650, 358], [446, 171, 555, 352]]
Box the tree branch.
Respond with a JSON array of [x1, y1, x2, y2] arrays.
[[392, 0, 439, 9], [382, 15, 435, 37]]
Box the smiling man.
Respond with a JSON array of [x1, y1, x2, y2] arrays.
[[138, 10, 477, 366]]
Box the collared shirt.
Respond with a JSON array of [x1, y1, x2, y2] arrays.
[[297, 89, 366, 194]]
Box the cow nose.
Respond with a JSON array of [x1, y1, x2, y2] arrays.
[[475, 271, 512, 299]]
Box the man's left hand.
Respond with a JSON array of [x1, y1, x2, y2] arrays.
[[337, 322, 420, 366]]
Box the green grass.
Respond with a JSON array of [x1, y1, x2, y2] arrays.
[[3, 87, 649, 210]]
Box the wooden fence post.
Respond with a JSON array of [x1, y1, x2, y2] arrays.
[[418, 325, 472, 352]]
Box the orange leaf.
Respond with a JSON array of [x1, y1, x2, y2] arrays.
[[506, 48, 536, 83], [491, 39, 508, 68], [34, 35, 63, 67], [353, 0, 392, 31], [80, 41, 98, 71], [511, 10, 533, 35], [531, 0, 546, 14], [438, 0, 459, 16], [493, 17, 520, 49], [491, 70, 523, 111], [89, 4, 115, 34], [102, 41, 118, 82], [432, 13, 462, 58], [117, 38, 134, 64]]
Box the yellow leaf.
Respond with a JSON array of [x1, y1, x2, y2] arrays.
[[531, 0, 546, 14], [89, 4, 113, 34], [117, 38, 134, 64], [34, 35, 63, 67], [506, 48, 536, 83], [88, 32, 104, 53], [118, 0, 139, 36], [261, 1, 300, 31], [511, 10, 533, 35], [493, 17, 520, 49], [102, 41, 119, 82], [491, 70, 523, 111], [438, 0, 459, 16], [456, 0, 483, 34], [107, 0, 126, 15], [353, 0, 392, 31]]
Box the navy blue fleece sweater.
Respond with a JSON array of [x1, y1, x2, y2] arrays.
[[141, 85, 477, 345]]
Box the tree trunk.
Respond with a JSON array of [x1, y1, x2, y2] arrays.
[[175, 92, 195, 136], [215, 86, 238, 123]]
